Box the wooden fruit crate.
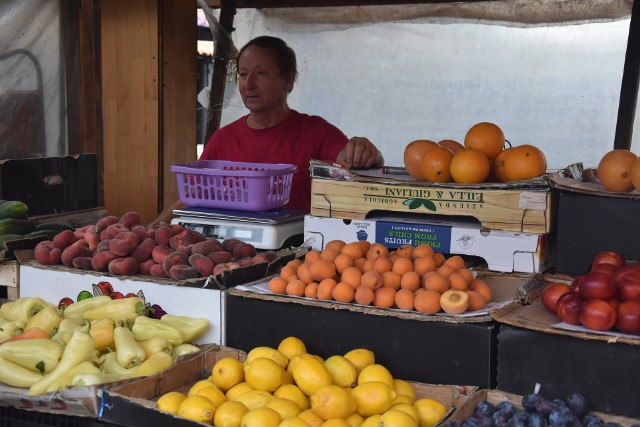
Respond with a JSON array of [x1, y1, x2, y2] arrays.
[[310, 162, 554, 234]]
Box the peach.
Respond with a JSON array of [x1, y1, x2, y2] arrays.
[[130, 238, 156, 262], [221, 238, 243, 253], [104, 223, 130, 240], [34, 241, 62, 265], [154, 225, 174, 247], [72, 256, 93, 270], [138, 257, 156, 275], [53, 230, 78, 250], [118, 211, 142, 229], [162, 252, 189, 276], [232, 243, 257, 260], [108, 257, 139, 276], [73, 225, 93, 239], [152, 245, 172, 264], [131, 224, 153, 241], [109, 232, 140, 257], [188, 253, 215, 277], [191, 238, 223, 255], [169, 264, 200, 280], [150, 263, 168, 278], [95, 215, 119, 232], [96, 239, 112, 253], [61, 242, 92, 267], [83, 228, 99, 252], [91, 251, 119, 271], [206, 250, 233, 265]]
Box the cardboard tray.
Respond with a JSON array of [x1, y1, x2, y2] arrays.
[[446, 389, 640, 427], [229, 271, 546, 325], [99, 343, 478, 427]]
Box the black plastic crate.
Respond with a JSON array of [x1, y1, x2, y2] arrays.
[[0, 406, 113, 427]]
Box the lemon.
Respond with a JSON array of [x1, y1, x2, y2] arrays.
[[343, 349, 375, 375], [297, 408, 325, 427], [245, 357, 285, 392], [380, 409, 419, 427], [351, 381, 397, 417], [391, 403, 420, 423], [211, 356, 245, 391], [195, 385, 227, 407], [214, 400, 249, 427], [241, 406, 282, 427], [156, 391, 186, 415], [177, 395, 217, 424], [226, 382, 254, 401], [361, 414, 382, 427], [290, 354, 333, 396], [393, 379, 416, 401], [274, 384, 310, 411], [324, 355, 357, 388], [413, 398, 448, 427], [234, 389, 274, 410], [280, 417, 313, 427], [246, 346, 289, 369], [278, 336, 307, 360], [188, 378, 216, 396], [281, 369, 295, 385], [310, 384, 357, 420], [321, 419, 352, 427], [267, 397, 303, 419], [345, 412, 365, 427], [393, 394, 416, 405], [357, 364, 394, 388]]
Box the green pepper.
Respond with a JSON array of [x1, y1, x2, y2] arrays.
[[132, 316, 183, 345], [139, 337, 173, 358], [0, 297, 51, 324], [0, 356, 43, 388], [172, 343, 201, 358], [160, 314, 209, 343], [29, 330, 96, 396], [70, 372, 124, 388], [62, 296, 111, 321], [90, 318, 115, 352], [84, 297, 147, 327], [45, 361, 101, 393], [114, 326, 146, 369], [24, 306, 62, 337], [130, 351, 174, 378], [0, 338, 63, 374], [0, 320, 25, 341], [99, 351, 136, 378]]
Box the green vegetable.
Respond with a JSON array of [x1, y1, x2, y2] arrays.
[[84, 297, 147, 327], [23, 230, 59, 241], [160, 314, 209, 343], [132, 316, 183, 345], [0, 218, 35, 236], [0, 356, 43, 388], [0, 338, 63, 374], [62, 295, 111, 320], [33, 222, 75, 233], [0, 297, 50, 324], [0, 234, 24, 248], [0, 201, 29, 220], [114, 326, 146, 369]]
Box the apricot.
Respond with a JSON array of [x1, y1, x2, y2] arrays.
[[448, 272, 469, 291], [341, 266, 363, 290], [308, 259, 337, 282], [400, 271, 421, 292], [381, 271, 401, 291], [354, 285, 375, 306], [366, 243, 389, 260], [422, 272, 449, 293], [269, 276, 288, 294], [325, 239, 346, 252], [334, 253, 355, 274], [467, 290, 487, 311], [286, 279, 307, 297], [320, 248, 340, 262], [440, 289, 470, 314], [317, 278, 338, 300], [413, 256, 436, 276], [414, 290, 442, 314], [394, 289, 415, 311], [373, 287, 396, 308], [304, 282, 319, 299], [297, 262, 314, 285], [469, 279, 492, 303], [332, 282, 356, 303], [361, 270, 382, 290], [412, 243, 435, 259]]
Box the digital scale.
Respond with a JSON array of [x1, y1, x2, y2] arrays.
[[171, 207, 306, 250]]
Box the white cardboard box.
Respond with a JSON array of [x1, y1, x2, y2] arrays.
[[304, 214, 553, 273], [19, 262, 226, 345]]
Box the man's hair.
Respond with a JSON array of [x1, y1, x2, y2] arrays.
[[238, 36, 298, 83]]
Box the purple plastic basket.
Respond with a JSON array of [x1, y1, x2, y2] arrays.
[[170, 160, 297, 211]]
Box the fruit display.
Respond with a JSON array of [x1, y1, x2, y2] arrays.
[[0, 296, 209, 396], [32, 211, 276, 280], [594, 148, 640, 193], [540, 251, 640, 335], [155, 335, 450, 427], [403, 122, 548, 184], [268, 240, 493, 316]]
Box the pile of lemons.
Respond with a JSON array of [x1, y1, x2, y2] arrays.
[[155, 336, 448, 427]]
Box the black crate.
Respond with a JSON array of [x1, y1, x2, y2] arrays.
[[0, 406, 112, 427]]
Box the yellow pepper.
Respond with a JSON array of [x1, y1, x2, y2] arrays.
[[114, 326, 146, 369], [0, 320, 25, 341], [45, 361, 101, 393], [0, 297, 50, 324], [24, 305, 62, 337], [130, 351, 174, 378], [0, 356, 43, 388], [139, 337, 173, 358], [62, 296, 111, 320], [132, 316, 183, 345], [0, 338, 63, 374], [84, 297, 148, 327], [160, 314, 209, 343], [172, 343, 201, 358], [90, 318, 115, 352], [50, 318, 89, 345], [29, 330, 96, 396], [70, 372, 124, 387], [99, 352, 136, 378]]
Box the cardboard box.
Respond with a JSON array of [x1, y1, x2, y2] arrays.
[[0, 154, 98, 215], [304, 214, 554, 273], [310, 161, 554, 234], [446, 389, 640, 427], [551, 177, 640, 276], [491, 291, 640, 418], [100, 343, 477, 427], [0, 260, 18, 300]]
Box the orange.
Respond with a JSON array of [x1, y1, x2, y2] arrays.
[[503, 144, 547, 182], [404, 140, 438, 180], [381, 271, 402, 290], [309, 259, 337, 282], [354, 285, 375, 306], [305, 282, 319, 299], [437, 139, 464, 154], [467, 290, 487, 311], [413, 256, 436, 276], [631, 155, 640, 192], [419, 147, 454, 183], [392, 257, 414, 276], [341, 266, 363, 290], [469, 279, 492, 302], [269, 276, 288, 294], [422, 272, 449, 294], [361, 270, 383, 290], [596, 148, 637, 193], [334, 253, 355, 274], [490, 147, 512, 183], [286, 280, 307, 297], [333, 282, 356, 303], [317, 278, 338, 300], [341, 242, 367, 260], [450, 148, 491, 184], [414, 290, 441, 314], [463, 122, 505, 160], [400, 271, 421, 292], [373, 287, 396, 308], [394, 289, 415, 311], [412, 244, 434, 259]]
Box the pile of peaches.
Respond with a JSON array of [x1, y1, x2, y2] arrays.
[[541, 251, 640, 335], [268, 240, 493, 315]]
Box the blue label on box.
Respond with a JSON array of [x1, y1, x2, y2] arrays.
[[376, 221, 452, 250]]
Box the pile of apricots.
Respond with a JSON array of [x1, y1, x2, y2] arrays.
[[269, 240, 492, 315]]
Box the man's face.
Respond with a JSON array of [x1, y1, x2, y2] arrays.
[[237, 45, 290, 114]]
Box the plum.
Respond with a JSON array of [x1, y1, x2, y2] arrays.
[[493, 411, 510, 426], [443, 422, 462, 427], [475, 401, 496, 417], [604, 423, 623, 427], [548, 406, 579, 427], [528, 412, 545, 427], [508, 411, 530, 427], [522, 393, 542, 413], [476, 414, 493, 427], [582, 415, 604, 427], [496, 401, 516, 419], [462, 418, 483, 427], [535, 399, 555, 419], [565, 393, 589, 419]]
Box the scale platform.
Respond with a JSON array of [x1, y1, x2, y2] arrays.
[[171, 207, 306, 250]]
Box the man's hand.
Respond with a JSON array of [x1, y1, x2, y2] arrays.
[[336, 136, 384, 169]]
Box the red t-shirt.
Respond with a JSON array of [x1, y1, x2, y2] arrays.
[[200, 110, 347, 211]]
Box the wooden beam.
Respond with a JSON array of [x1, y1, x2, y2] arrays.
[[206, 0, 492, 7]]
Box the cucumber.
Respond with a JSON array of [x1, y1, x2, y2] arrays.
[[24, 229, 60, 240], [0, 201, 28, 220], [34, 222, 75, 233], [0, 218, 36, 236], [0, 234, 25, 248]]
